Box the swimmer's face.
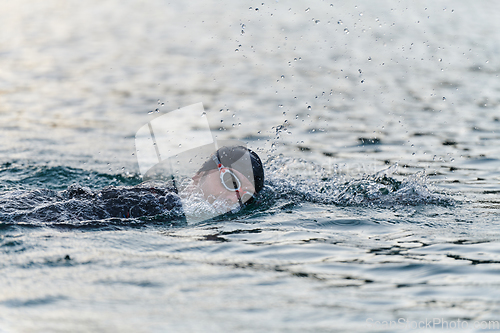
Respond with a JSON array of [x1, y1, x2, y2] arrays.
[[192, 168, 256, 206]]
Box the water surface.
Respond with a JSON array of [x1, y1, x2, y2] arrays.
[[1, 0, 500, 332]]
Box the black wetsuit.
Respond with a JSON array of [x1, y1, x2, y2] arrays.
[[0, 183, 183, 224]]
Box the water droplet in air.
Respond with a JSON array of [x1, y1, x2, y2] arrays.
[[278, 104, 283, 108], [281, 75, 285, 78], [368, 56, 372, 61], [344, 28, 349, 34], [305, 7, 310, 12], [338, 20, 343, 25], [442, 97, 446, 101], [307, 106, 312, 110]]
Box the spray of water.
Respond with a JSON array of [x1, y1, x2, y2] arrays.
[[263, 156, 450, 207]]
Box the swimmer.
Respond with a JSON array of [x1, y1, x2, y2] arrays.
[[100, 145, 265, 220], [0, 146, 265, 223]]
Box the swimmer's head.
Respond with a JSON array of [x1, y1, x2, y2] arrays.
[[192, 146, 265, 206]]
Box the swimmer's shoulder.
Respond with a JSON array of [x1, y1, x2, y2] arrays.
[[135, 180, 178, 196]]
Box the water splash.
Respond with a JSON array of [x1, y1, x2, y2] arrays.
[[0, 158, 451, 228], [177, 178, 241, 223], [263, 157, 450, 207]]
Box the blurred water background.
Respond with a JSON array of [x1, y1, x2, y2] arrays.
[[1, 0, 500, 332]]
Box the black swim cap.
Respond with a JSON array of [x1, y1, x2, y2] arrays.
[[198, 146, 265, 194]]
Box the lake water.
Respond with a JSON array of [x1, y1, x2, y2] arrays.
[[1, 0, 500, 332]]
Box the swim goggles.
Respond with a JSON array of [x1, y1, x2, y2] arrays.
[[212, 153, 255, 205]]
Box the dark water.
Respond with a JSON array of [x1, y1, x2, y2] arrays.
[[1, 0, 500, 332]]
